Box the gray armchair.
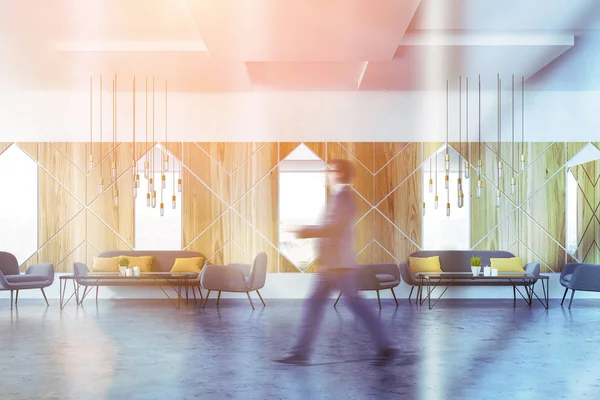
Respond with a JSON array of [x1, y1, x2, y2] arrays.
[[201, 252, 267, 309], [560, 263, 600, 309], [333, 263, 400, 309], [0, 251, 54, 308]]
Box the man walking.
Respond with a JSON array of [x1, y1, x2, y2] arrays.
[[275, 159, 397, 365]]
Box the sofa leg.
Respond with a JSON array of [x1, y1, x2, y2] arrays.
[[256, 290, 266, 307], [95, 287, 99, 304], [216, 291, 222, 306], [15, 290, 19, 305], [568, 290, 576, 310], [333, 291, 343, 308], [246, 292, 255, 310], [41, 288, 49, 306], [560, 287, 569, 306], [408, 286, 414, 301], [202, 290, 211, 309], [513, 286, 516, 308], [376, 290, 382, 310], [391, 288, 398, 307]]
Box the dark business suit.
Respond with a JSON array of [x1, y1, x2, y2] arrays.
[[292, 185, 392, 357]]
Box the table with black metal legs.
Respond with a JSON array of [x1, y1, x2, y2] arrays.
[[59, 273, 193, 309], [416, 273, 549, 310]]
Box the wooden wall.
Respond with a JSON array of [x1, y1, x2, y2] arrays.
[[0, 141, 596, 273]]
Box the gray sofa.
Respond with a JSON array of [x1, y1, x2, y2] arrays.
[[560, 263, 600, 309], [400, 250, 541, 304], [0, 251, 55, 308], [73, 250, 205, 304], [333, 263, 401, 309]]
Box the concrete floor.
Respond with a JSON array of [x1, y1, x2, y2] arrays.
[[0, 297, 599, 400]]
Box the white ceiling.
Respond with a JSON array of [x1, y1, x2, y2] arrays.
[[0, 0, 598, 92]]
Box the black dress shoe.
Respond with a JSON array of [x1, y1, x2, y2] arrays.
[[274, 354, 309, 366], [373, 348, 399, 365]]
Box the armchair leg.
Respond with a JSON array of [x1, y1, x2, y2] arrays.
[[202, 290, 211, 309], [96, 287, 99, 305], [246, 292, 255, 310], [513, 286, 516, 307], [568, 290, 576, 309], [216, 291, 222, 306], [192, 286, 197, 303], [391, 287, 398, 306], [408, 286, 414, 301], [15, 290, 19, 305], [333, 291, 343, 308], [560, 287, 569, 306], [256, 290, 266, 307], [198, 285, 204, 300], [10, 290, 13, 309], [41, 288, 49, 306], [376, 290, 382, 310]]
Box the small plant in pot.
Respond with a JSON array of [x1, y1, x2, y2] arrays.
[[470, 256, 482, 276], [118, 256, 129, 275]]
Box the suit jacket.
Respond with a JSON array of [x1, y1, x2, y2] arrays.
[[299, 185, 357, 270]]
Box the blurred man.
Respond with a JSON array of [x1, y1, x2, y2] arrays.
[[275, 159, 397, 365]]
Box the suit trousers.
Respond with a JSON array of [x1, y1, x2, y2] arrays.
[[292, 269, 392, 357]]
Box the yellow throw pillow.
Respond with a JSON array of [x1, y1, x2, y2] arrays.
[[170, 257, 205, 274], [92, 257, 119, 272], [490, 257, 525, 273], [121, 256, 154, 272], [409, 256, 442, 274]]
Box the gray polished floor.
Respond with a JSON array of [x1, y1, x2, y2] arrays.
[[0, 297, 599, 400]]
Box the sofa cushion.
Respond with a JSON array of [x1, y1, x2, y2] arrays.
[[409, 250, 516, 273], [171, 257, 205, 274], [93, 257, 119, 272], [409, 256, 441, 273], [490, 257, 525, 273], [98, 251, 203, 273], [120, 255, 153, 273], [6, 274, 49, 283]]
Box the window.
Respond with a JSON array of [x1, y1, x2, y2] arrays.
[[278, 144, 326, 271], [134, 145, 182, 250], [422, 146, 470, 250], [0, 145, 38, 264]]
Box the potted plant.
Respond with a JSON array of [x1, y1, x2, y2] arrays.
[[118, 256, 129, 276], [470, 256, 482, 276]]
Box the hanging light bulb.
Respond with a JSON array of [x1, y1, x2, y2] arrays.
[[113, 189, 119, 207], [422, 202, 426, 216], [132, 179, 137, 198], [511, 177, 516, 195], [434, 195, 439, 209], [146, 192, 151, 207], [98, 178, 104, 194], [161, 174, 166, 189], [477, 180, 482, 198], [178, 178, 182, 193], [149, 177, 154, 192], [135, 174, 140, 187], [112, 163, 117, 179], [164, 157, 169, 173], [520, 153, 526, 171], [88, 154, 94, 173], [446, 202, 451, 217], [144, 162, 150, 179], [457, 178, 462, 193], [464, 161, 470, 179], [498, 161, 503, 178], [428, 178, 433, 193], [496, 189, 501, 207], [458, 191, 464, 208], [477, 159, 482, 179], [445, 174, 449, 189], [444, 153, 450, 172], [152, 191, 157, 208], [160, 202, 164, 217], [172, 195, 177, 209]]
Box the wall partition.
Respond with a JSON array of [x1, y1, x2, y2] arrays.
[[0, 141, 596, 273]]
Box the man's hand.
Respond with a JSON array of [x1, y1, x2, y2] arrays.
[[286, 226, 309, 239]]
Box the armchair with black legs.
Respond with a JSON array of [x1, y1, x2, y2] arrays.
[[201, 252, 267, 310], [0, 251, 54, 309]]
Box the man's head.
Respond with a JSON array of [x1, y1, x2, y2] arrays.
[[327, 159, 355, 186]]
